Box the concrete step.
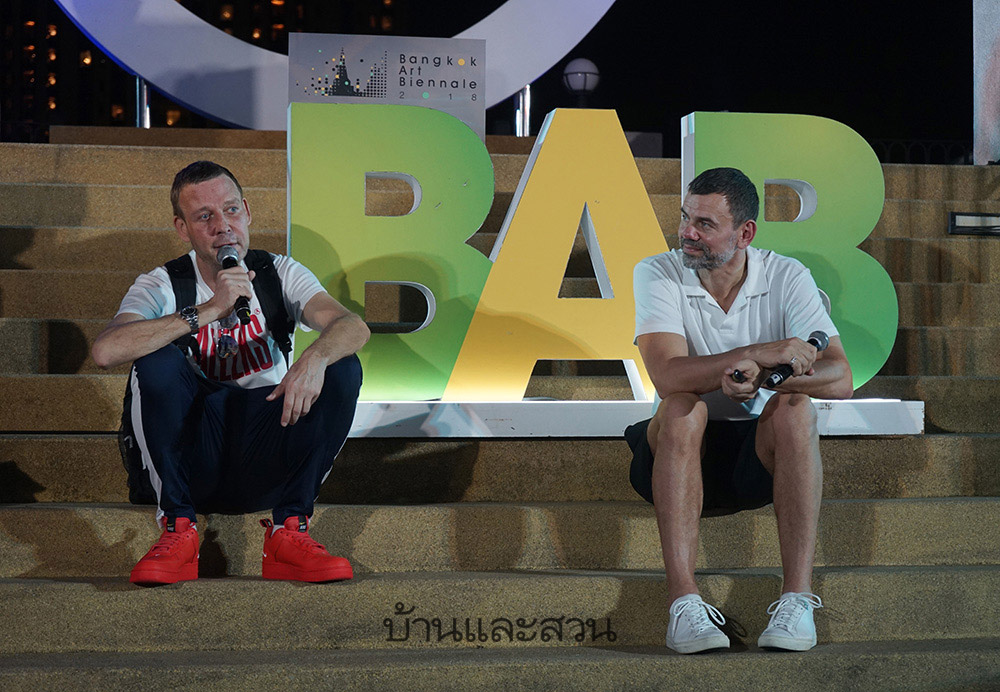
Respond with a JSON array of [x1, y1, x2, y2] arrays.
[[0, 270, 137, 321], [0, 373, 638, 431], [15, 323, 990, 378], [0, 373, 990, 433], [2, 565, 998, 654], [881, 327, 1000, 376], [6, 143, 1000, 204], [860, 236, 1000, 283], [1, 181, 993, 243], [0, 318, 106, 375], [2, 434, 997, 506], [2, 639, 998, 692], [5, 224, 1000, 288], [0, 143, 288, 188], [3, 265, 996, 333], [1, 319, 996, 382], [895, 282, 1000, 327], [0, 226, 286, 272], [883, 161, 1000, 201], [0, 144, 674, 195], [1, 499, 996, 579], [856, 376, 1000, 433], [0, 184, 286, 230]]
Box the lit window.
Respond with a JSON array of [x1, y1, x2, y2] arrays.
[[381, 15, 392, 30], [111, 104, 125, 120], [166, 109, 181, 126], [47, 73, 56, 86], [24, 44, 35, 51], [220, 4, 234, 20], [24, 20, 35, 27], [47, 24, 57, 37], [48, 96, 56, 110], [384, 0, 392, 5], [271, 0, 284, 5], [80, 50, 92, 66], [48, 48, 56, 61], [272, 23, 285, 30], [252, 28, 262, 39]]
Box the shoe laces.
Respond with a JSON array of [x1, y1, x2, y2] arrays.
[[149, 530, 189, 556], [284, 528, 328, 554], [671, 597, 726, 635], [766, 592, 823, 632]]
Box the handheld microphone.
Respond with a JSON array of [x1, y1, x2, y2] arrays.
[[216, 245, 251, 326], [764, 330, 829, 388]]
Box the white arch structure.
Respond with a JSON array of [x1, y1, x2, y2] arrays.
[[54, 0, 616, 129]]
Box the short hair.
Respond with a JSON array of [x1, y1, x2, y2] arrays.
[[170, 160, 243, 219], [687, 167, 759, 228]]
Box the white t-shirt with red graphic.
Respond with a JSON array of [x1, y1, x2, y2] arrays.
[[117, 250, 326, 389]]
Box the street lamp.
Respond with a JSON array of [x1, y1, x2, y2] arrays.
[[562, 58, 599, 107]]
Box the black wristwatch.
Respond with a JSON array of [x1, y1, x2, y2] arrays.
[[179, 305, 199, 334]]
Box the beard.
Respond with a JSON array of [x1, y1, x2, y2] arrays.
[[680, 239, 737, 270]]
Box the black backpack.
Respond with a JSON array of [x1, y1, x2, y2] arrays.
[[118, 250, 294, 504]]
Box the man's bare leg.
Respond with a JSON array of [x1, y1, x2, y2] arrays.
[[755, 392, 822, 594], [648, 393, 708, 604]]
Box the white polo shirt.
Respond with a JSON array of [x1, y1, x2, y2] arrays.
[[633, 246, 838, 420]]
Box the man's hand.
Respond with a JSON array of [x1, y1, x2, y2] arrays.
[[264, 293, 370, 427], [746, 337, 817, 378], [266, 352, 325, 426], [722, 359, 763, 403], [201, 267, 256, 324]]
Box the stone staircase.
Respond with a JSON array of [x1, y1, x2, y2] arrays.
[[0, 142, 998, 690]]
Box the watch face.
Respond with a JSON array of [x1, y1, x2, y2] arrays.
[[182, 306, 197, 317]]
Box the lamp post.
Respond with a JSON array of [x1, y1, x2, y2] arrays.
[[562, 58, 599, 107], [515, 84, 531, 137]]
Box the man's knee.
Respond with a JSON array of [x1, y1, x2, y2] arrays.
[[758, 393, 818, 459], [652, 393, 707, 454], [762, 392, 817, 432], [132, 346, 190, 393], [316, 354, 363, 408]]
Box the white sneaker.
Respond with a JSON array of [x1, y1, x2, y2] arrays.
[[757, 592, 823, 651], [665, 594, 730, 654]]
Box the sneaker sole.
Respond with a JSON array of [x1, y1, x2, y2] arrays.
[[665, 633, 730, 654], [757, 634, 817, 651], [261, 563, 353, 582], [129, 563, 199, 585]]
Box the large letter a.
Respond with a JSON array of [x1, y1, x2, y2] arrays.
[[443, 109, 668, 401]]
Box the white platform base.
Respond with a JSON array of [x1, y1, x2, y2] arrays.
[[349, 399, 924, 438]]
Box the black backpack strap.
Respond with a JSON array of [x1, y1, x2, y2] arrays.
[[245, 249, 293, 364], [164, 254, 198, 354]]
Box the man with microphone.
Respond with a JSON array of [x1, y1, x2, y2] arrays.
[[92, 160, 370, 585], [625, 167, 853, 653]]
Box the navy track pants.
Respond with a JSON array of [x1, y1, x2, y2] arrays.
[[128, 345, 361, 524]]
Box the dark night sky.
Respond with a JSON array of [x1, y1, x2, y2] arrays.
[[411, 1, 973, 156]]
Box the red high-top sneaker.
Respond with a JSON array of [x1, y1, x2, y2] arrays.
[[129, 516, 199, 585], [260, 516, 353, 582]]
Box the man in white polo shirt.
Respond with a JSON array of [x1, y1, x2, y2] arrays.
[[625, 167, 853, 654]]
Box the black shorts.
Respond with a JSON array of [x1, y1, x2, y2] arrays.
[[624, 417, 774, 517]]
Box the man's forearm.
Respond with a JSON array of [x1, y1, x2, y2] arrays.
[[297, 313, 370, 367], [768, 358, 853, 400], [652, 345, 756, 398], [91, 313, 193, 370]]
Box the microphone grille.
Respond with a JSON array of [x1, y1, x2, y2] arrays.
[[808, 330, 830, 351], [216, 245, 239, 265]]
